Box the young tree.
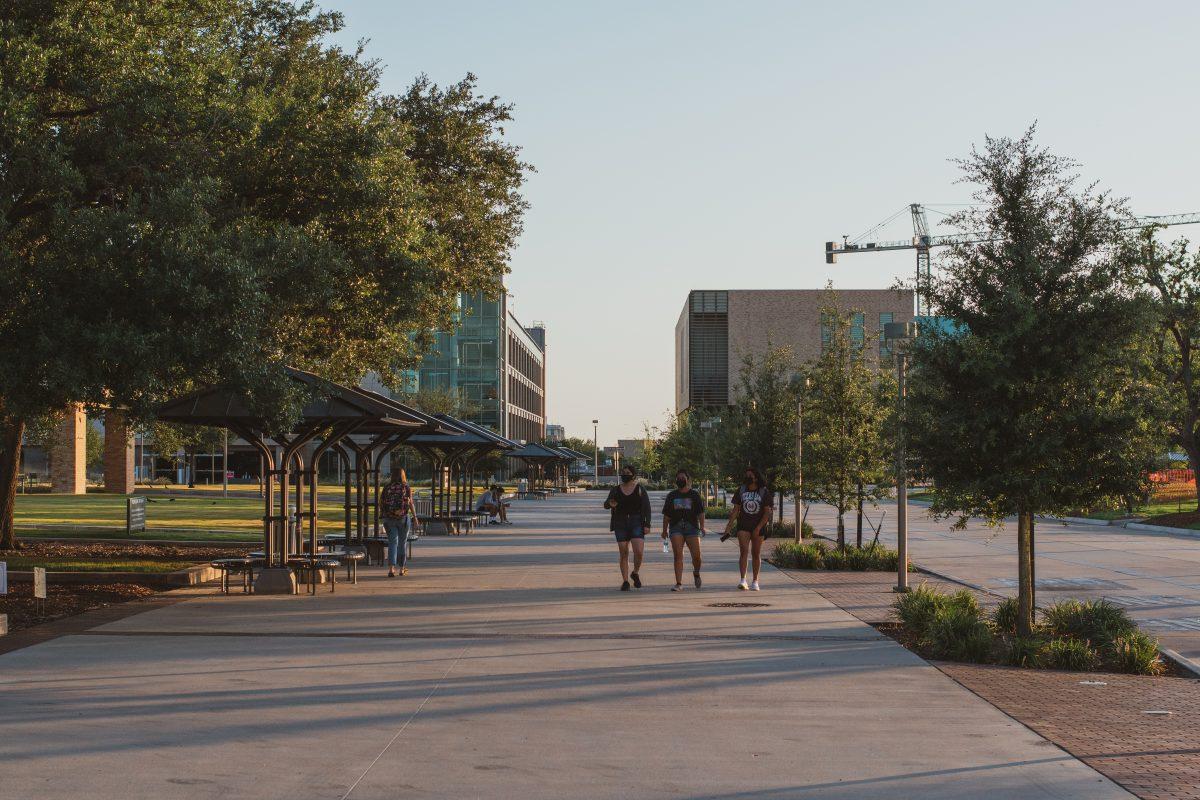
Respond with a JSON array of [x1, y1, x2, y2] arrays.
[[0, 2, 529, 548], [1122, 230, 1200, 508], [723, 346, 802, 518], [907, 128, 1158, 636], [802, 296, 894, 549]]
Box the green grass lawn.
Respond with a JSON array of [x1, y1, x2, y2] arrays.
[[13, 494, 348, 534], [0, 556, 196, 572]]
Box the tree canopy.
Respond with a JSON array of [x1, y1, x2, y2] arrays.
[[906, 127, 1158, 634], [0, 0, 530, 547]]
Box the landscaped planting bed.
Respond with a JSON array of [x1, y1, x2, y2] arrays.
[[892, 584, 1169, 676], [770, 538, 908, 571]]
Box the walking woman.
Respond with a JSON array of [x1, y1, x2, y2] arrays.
[[604, 467, 652, 591], [380, 468, 416, 578], [732, 467, 772, 591], [661, 469, 705, 591]]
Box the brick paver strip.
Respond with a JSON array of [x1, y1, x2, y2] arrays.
[[780, 565, 1200, 800]]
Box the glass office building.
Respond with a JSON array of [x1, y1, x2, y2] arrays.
[[411, 292, 547, 443]]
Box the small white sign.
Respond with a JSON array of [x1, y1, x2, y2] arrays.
[[0, 561, 7, 595], [32, 566, 46, 600]]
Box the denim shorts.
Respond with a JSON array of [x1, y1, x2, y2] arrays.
[[613, 514, 646, 542], [669, 520, 701, 539]]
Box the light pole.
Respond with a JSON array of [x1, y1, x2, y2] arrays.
[[885, 321, 918, 593], [699, 417, 720, 504], [592, 419, 599, 487], [222, 428, 229, 498]]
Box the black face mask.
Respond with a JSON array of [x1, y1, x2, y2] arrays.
[[675, 477, 687, 488], [621, 474, 634, 483], [744, 475, 755, 486]]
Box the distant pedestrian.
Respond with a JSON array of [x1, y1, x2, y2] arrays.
[[380, 468, 415, 578], [732, 467, 772, 591], [661, 469, 705, 591], [605, 467, 652, 591]]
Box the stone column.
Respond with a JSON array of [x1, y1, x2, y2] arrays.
[[103, 409, 135, 494], [50, 404, 86, 494]]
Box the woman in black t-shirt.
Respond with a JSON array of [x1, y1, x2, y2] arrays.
[[604, 467, 652, 591], [732, 467, 773, 591], [661, 469, 705, 591]]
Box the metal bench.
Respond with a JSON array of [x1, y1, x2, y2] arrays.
[[210, 557, 256, 594], [287, 556, 340, 595]]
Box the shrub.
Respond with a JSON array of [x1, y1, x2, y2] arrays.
[[1004, 635, 1044, 667], [927, 606, 993, 662], [991, 598, 1020, 634], [823, 547, 848, 570], [1043, 599, 1135, 649], [1038, 637, 1097, 671], [704, 505, 731, 519], [770, 540, 826, 570], [945, 589, 982, 618], [894, 583, 948, 638], [1109, 631, 1165, 676]]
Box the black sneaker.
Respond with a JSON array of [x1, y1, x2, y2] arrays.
[[631, 572, 642, 589], [621, 580, 631, 591], [694, 570, 702, 589]]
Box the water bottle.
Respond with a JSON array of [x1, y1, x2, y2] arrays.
[[662, 537, 670, 554]]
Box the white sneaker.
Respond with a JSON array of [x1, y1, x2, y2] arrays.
[[750, 580, 761, 591], [737, 580, 749, 591], [672, 584, 683, 592]]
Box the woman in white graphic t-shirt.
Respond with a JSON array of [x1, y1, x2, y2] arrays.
[[731, 467, 772, 591]]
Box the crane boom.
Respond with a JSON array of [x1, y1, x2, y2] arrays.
[[826, 210, 1200, 261]]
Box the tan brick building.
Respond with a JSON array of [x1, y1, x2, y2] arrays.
[[674, 289, 915, 412]]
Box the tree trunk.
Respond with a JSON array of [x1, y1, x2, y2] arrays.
[[836, 508, 845, 550], [0, 417, 26, 550], [1183, 440, 1200, 513], [856, 481, 863, 549], [1016, 508, 1035, 637]]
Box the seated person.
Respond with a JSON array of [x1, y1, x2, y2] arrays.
[[475, 485, 511, 524], [476, 488, 501, 524]]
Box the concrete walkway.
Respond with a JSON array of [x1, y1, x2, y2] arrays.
[[807, 501, 1200, 668], [0, 494, 1129, 799]]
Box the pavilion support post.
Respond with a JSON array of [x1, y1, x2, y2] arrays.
[[232, 426, 295, 595], [310, 421, 363, 556], [331, 444, 353, 541]]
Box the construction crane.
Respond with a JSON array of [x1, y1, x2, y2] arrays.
[[826, 204, 1200, 317]]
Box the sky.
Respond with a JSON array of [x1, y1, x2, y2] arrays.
[[328, 0, 1200, 445]]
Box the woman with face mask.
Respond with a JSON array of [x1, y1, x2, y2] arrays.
[[732, 467, 772, 590], [661, 469, 705, 591], [604, 467, 652, 591]]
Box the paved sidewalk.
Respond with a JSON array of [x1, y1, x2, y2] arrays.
[[779, 567, 1200, 800], [0, 494, 1130, 799], [806, 501, 1200, 668]]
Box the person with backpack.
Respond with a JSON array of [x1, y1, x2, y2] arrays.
[[661, 468, 705, 591], [732, 467, 772, 591], [380, 468, 416, 578], [604, 466, 652, 591]]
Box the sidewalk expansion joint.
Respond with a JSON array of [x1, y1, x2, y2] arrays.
[[75, 629, 884, 643]]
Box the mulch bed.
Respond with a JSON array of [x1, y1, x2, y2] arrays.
[[3, 541, 254, 562], [779, 566, 1200, 799], [1, 541, 252, 635], [1, 582, 158, 633], [1141, 510, 1200, 528]]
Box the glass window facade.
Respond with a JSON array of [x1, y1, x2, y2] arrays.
[[410, 291, 546, 441]]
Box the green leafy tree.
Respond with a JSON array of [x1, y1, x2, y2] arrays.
[[802, 295, 895, 549], [0, 1, 529, 548], [652, 408, 725, 488], [722, 346, 802, 517], [907, 128, 1158, 636], [1121, 229, 1200, 508]]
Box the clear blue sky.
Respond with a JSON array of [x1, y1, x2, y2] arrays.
[[330, 0, 1200, 445]]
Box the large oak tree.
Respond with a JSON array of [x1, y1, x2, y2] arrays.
[[0, 0, 529, 548]]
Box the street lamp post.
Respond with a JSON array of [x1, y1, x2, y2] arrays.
[[885, 322, 918, 593], [592, 419, 599, 487]]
